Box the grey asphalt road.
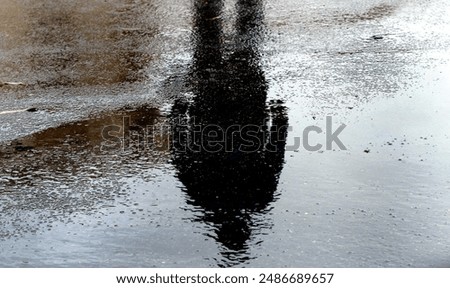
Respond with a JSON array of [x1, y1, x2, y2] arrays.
[[1, 0, 450, 267]]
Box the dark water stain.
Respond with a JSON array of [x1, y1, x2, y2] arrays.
[[170, 0, 289, 267], [338, 4, 396, 24], [0, 105, 169, 187], [306, 3, 397, 27], [7, 106, 162, 150]]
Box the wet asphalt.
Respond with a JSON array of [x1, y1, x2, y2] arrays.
[[1, 0, 450, 267]]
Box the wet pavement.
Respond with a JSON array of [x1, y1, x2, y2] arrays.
[[1, 0, 450, 267]]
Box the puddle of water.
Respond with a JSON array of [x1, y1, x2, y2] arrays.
[[1, 0, 450, 268], [0, 0, 289, 268], [0, 105, 171, 239]]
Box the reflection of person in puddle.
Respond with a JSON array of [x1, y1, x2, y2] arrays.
[[171, 0, 288, 266]]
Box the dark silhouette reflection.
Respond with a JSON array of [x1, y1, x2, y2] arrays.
[[171, 0, 288, 266]]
